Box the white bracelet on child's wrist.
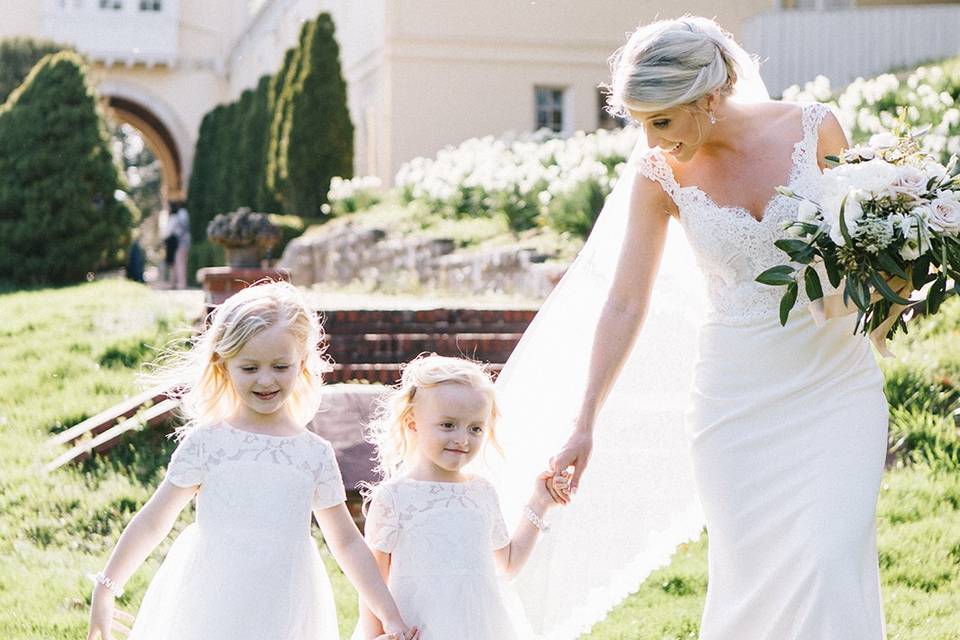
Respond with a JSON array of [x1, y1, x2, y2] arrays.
[[88, 571, 124, 598], [523, 505, 550, 533]]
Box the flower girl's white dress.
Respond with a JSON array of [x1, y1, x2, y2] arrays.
[[128, 422, 346, 640], [361, 476, 521, 640]]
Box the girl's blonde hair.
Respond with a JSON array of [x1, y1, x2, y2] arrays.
[[605, 16, 741, 118], [150, 280, 330, 437], [364, 354, 502, 483]]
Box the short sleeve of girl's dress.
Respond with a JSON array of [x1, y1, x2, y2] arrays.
[[165, 428, 206, 487], [485, 480, 511, 550], [363, 484, 401, 554], [311, 439, 347, 511]]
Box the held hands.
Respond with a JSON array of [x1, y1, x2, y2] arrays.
[[535, 469, 572, 510], [547, 427, 594, 505], [375, 630, 421, 640], [87, 586, 135, 640]]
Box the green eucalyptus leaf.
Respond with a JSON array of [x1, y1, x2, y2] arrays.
[[838, 195, 854, 247], [876, 250, 908, 280], [869, 272, 911, 305], [925, 278, 944, 315], [823, 252, 842, 288], [756, 265, 796, 286], [774, 239, 812, 254], [780, 281, 799, 326], [911, 255, 931, 290], [804, 266, 824, 300], [846, 277, 869, 311]]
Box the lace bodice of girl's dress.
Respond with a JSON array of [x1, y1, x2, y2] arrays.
[[127, 422, 345, 640], [361, 476, 522, 640], [637, 102, 836, 325], [165, 421, 346, 533]]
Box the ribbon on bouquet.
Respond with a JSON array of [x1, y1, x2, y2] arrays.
[[808, 275, 913, 358]]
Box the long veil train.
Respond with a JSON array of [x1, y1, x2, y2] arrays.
[[489, 158, 708, 638], [488, 19, 769, 637]]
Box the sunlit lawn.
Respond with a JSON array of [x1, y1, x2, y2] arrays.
[[0, 281, 957, 639]]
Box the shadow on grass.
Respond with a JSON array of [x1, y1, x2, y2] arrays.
[[79, 421, 180, 486]]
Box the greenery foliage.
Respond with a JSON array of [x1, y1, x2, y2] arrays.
[[0, 37, 69, 103], [188, 11, 353, 247], [272, 13, 354, 217], [0, 51, 137, 284]]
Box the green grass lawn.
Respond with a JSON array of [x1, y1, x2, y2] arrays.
[[1, 281, 957, 639]]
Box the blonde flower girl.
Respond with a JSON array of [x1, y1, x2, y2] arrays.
[[86, 282, 418, 640], [354, 354, 567, 640]]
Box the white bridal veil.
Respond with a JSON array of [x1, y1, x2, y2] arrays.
[[489, 19, 770, 639]]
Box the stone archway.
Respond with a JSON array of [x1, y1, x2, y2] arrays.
[[97, 80, 194, 202]]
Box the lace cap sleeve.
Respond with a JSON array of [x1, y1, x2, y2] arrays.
[[363, 483, 401, 553], [634, 150, 681, 200], [311, 438, 347, 511], [165, 428, 206, 488], [482, 478, 510, 550]]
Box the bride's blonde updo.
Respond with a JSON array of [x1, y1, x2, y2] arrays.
[[606, 16, 742, 117]]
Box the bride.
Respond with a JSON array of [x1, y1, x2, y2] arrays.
[[493, 15, 888, 640]]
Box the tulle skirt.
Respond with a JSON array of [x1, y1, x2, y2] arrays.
[[390, 572, 522, 640], [688, 310, 888, 640], [129, 524, 339, 640]]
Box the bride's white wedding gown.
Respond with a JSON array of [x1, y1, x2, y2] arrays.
[[637, 102, 888, 639]]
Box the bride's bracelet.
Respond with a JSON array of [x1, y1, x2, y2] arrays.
[[87, 571, 124, 598], [523, 505, 551, 534]]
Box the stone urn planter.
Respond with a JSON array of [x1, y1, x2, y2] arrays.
[[198, 207, 289, 306]]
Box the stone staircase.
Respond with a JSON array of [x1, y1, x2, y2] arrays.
[[320, 308, 537, 383]]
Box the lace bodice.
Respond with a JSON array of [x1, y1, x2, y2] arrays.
[[637, 102, 838, 325], [165, 422, 346, 540], [363, 477, 510, 578]]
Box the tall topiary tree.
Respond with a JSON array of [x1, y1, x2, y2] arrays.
[[0, 37, 69, 103], [266, 42, 304, 210], [0, 52, 136, 284], [267, 13, 354, 216], [187, 108, 218, 240]]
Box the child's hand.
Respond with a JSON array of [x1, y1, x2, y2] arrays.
[[376, 627, 421, 640], [534, 469, 571, 509], [87, 586, 135, 639]]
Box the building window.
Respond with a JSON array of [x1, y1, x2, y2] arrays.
[[139, 0, 162, 10], [598, 88, 629, 130], [99, 0, 123, 9], [535, 87, 566, 133]]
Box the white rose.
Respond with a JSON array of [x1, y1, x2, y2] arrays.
[[869, 131, 898, 149], [899, 240, 922, 261], [825, 159, 898, 196], [893, 165, 928, 198], [826, 189, 866, 245], [898, 214, 932, 260], [928, 193, 960, 235], [842, 145, 876, 162], [796, 199, 821, 223]]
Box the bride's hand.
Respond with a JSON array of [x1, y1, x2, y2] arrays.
[[548, 427, 594, 504]]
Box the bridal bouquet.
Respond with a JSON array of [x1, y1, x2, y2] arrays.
[[756, 122, 960, 354]]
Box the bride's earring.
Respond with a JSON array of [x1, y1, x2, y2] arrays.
[[708, 111, 717, 125]]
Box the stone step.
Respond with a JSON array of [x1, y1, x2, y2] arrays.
[[318, 308, 536, 335], [325, 332, 521, 364], [327, 362, 504, 385]]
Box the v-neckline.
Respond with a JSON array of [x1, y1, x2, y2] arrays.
[[663, 108, 808, 225]]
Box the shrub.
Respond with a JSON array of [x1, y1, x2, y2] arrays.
[[0, 37, 69, 103], [267, 13, 353, 216], [0, 52, 136, 284]]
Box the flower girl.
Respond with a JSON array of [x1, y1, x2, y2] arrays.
[[86, 282, 417, 640], [354, 354, 567, 640]]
